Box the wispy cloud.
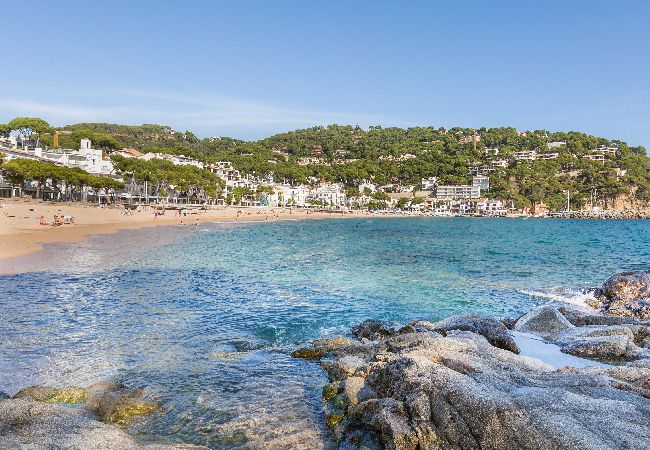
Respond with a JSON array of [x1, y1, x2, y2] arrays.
[[0, 90, 396, 138]]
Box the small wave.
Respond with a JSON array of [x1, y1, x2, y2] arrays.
[[519, 287, 596, 309]]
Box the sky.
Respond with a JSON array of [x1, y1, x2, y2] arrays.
[[1, 0, 649, 146]]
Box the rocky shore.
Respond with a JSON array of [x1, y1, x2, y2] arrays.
[[551, 209, 650, 219], [292, 272, 650, 449], [3, 272, 650, 449]]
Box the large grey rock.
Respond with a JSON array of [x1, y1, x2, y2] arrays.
[[319, 330, 650, 450], [0, 398, 206, 449], [553, 324, 649, 362], [559, 334, 643, 361], [431, 314, 519, 353], [514, 306, 575, 336], [559, 307, 645, 326], [592, 272, 650, 319]]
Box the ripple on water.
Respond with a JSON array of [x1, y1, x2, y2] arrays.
[[1, 217, 649, 448]]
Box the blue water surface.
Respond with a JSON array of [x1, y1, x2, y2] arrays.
[[1, 217, 649, 448]]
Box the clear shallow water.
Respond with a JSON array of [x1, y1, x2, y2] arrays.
[[1, 217, 649, 448]]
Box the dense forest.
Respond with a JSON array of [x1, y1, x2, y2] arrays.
[[4, 119, 650, 210]]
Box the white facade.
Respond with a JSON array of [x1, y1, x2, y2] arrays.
[[282, 185, 309, 206], [472, 176, 489, 192], [309, 183, 347, 206], [436, 185, 481, 200], [1, 140, 114, 175], [358, 181, 377, 193], [420, 177, 438, 191], [140, 152, 204, 169]]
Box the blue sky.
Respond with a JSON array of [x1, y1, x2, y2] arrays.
[[2, 1, 649, 146]]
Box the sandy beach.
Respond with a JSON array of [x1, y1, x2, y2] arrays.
[[0, 198, 363, 261]]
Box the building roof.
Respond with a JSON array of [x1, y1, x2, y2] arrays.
[[119, 148, 143, 157]]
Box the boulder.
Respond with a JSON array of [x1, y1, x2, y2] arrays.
[[318, 330, 650, 450], [431, 314, 519, 353], [84, 383, 159, 426], [593, 272, 650, 319], [291, 335, 356, 360], [352, 319, 398, 341], [514, 306, 575, 336], [558, 307, 644, 327], [0, 398, 206, 449], [552, 324, 649, 362], [559, 334, 643, 361]]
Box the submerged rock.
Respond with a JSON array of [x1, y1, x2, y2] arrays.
[[13, 385, 88, 404], [12, 382, 159, 426], [0, 398, 206, 449], [317, 330, 650, 450], [592, 272, 650, 319], [431, 314, 520, 353]]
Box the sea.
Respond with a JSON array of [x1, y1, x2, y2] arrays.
[[1, 217, 649, 448]]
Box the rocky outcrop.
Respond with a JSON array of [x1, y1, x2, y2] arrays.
[[590, 272, 650, 319], [292, 335, 357, 360], [516, 306, 650, 361], [293, 311, 650, 449], [0, 398, 206, 449], [558, 306, 644, 326], [430, 315, 519, 353], [308, 330, 650, 450], [352, 320, 399, 341]]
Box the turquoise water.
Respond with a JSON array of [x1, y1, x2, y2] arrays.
[[1, 217, 649, 448]]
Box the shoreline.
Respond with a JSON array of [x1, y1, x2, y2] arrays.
[[0, 199, 372, 264], [3, 199, 649, 266]]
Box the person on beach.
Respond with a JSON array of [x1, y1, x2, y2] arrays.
[[39, 216, 45, 226]]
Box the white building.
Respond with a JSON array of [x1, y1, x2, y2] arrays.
[[420, 177, 438, 191], [436, 185, 481, 200], [472, 176, 489, 192], [358, 181, 377, 193], [513, 150, 558, 161], [282, 185, 309, 206], [140, 152, 204, 169], [595, 145, 618, 155], [309, 183, 347, 207], [514, 150, 538, 161], [476, 199, 507, 216], [537, 152, 559, 160], [1, 139, 115, 176]]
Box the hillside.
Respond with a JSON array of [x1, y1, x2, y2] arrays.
[[16, 121, 650, 210]]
